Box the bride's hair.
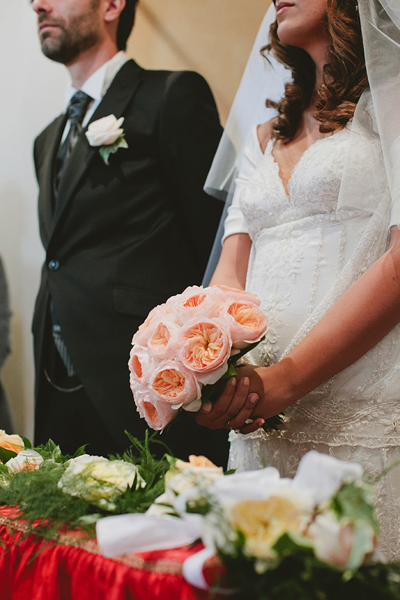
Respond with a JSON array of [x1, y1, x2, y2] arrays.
[[264, 0, 368, 142]]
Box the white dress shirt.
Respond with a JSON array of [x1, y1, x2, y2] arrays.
[[61, 51, 128, 141]]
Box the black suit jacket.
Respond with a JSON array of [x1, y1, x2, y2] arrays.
[[33, 60, 228, 463]]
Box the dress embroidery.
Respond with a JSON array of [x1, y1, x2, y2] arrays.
[[229, 126, 400, 560]]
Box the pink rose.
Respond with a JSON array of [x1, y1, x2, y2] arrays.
[[134, 386, 177, 431], [212, 285, 261, 307], [147, 320, 181, 360], [128, 345, 158, 384], [149, 360, 201, 407], [307, 515, 361, 569], [179, 317, 232, 385], [221, 300, 267, 349], [132, 304, 177, 346], [167, 286, 223, 324]]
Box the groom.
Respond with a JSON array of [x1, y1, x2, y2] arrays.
[[31, 0, 228, 464]]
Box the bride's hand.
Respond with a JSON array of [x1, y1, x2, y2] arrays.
[[195, 373, 265, 434], [195, 362, 294, 433]]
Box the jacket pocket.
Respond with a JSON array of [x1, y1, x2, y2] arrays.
[[112, 286, 165, 317]]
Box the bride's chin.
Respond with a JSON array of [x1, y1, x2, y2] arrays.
[[276, 23, 301, 46]]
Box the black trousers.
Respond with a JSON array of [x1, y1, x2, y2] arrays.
[[36, 336, 229, 466], [35, 343, 118, 457]]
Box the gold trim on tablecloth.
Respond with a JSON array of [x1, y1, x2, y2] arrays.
[[0, 507, 189, 575]]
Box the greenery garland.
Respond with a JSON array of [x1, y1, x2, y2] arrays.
[[0, 432, 171, 539]]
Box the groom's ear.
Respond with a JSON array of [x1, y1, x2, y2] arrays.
[[103, 0, 126, 25]]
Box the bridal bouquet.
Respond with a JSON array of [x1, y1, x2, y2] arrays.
[[128, 285, 268, 431]]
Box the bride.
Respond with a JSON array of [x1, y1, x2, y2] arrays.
[[196, 0, 400, 559]]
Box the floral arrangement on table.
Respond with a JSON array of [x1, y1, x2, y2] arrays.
[[0, 430, 172, 539], [128, 284, 282, 432], [97, 451, 400, 600], [2, 427, 400, 598]]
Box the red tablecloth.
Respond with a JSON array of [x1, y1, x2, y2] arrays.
[[0, 507, 222, 600]]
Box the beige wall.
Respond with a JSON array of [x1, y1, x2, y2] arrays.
[[128, 0, 271, 124]]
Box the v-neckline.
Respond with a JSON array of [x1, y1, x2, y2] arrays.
[[260, 131, 340, 199]]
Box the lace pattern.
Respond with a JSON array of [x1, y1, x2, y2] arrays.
[[230, 122, 400, 560]]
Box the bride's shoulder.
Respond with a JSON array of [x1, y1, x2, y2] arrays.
[[256, 119, 275, 154]]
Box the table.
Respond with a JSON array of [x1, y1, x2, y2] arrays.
[[0, 507, 221, 600]]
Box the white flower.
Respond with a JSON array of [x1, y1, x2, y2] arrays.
[[6, 449, 43, 473], [58, 455, 145, 509], [86, 115, 125, 146], [292, 451, 364, 505], [148, 457, 223, 517]]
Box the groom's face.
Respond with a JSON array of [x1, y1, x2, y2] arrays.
[[32, 0, 104, 65]]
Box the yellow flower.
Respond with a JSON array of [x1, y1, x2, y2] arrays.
[[230, 493, 312, 559]]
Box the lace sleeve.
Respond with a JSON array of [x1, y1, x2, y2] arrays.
[[222, 127, 264, 242]]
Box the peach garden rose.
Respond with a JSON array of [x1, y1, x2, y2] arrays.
[[213, 285, 261, 306], [147, 320, 181, 360], [0, 431, 24, 454], [149, 360, 201, 408], [129, 346, 156, 384], [178, 317, 232, 385], [222, 300, 267, 349], [133, 385, 177, 431], [168, 285, 223, 323], [132, 304, 176, 347]]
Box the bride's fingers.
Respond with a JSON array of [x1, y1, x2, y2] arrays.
[[224, 393, 259, 430], [199, 401, 212, 414], [195, 377, 238, 427], [211, 376, 252, 428]]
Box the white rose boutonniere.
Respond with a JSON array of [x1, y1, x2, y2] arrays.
[[85, 114, 128, 165]]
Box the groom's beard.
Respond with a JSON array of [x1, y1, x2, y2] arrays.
[[38, 6, 101, 65]]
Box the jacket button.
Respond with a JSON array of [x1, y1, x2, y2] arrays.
[[48, 260, 60, 271]]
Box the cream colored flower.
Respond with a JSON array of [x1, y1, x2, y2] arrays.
[[85, 115, 125, 146], [6, 450, 43, 473], [229, 492, 312, 560], [148, 457, 223, 516], [58, 456, 145, 508]]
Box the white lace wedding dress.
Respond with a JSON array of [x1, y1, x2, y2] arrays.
[[225, 122, 400, 560]]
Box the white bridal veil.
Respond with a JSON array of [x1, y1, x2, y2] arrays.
[[203, 0, 400, 282]]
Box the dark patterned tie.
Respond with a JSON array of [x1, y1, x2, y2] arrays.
[[55, 90, 93, 192], [51, 91, 92, 377]]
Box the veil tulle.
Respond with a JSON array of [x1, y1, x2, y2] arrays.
[[202, 3, 287, 283], [203, 0, 400, 283], [204, 4, 288, 201]]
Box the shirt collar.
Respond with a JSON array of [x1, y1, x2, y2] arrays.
[[64, 51, 128, 109]]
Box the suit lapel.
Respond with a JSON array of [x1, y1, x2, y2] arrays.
[[37, 114, 67, 247], [51, 60, 144, 232]]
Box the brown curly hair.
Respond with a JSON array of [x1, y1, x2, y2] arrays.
[[265, 0, 368, 142]]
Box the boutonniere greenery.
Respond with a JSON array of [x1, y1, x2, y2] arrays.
[[85, 114, 128, 165]]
